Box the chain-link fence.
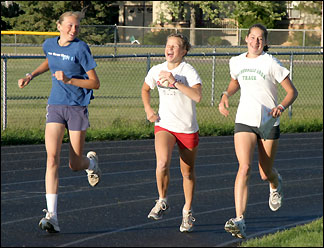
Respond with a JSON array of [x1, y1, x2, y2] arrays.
[[1, 51, 323, 132], [1, 26, 323, 47]]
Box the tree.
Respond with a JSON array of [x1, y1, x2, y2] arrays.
[[2, 1, 119, 44], [1, 1, 24, 30], [158, 1, 286, 45], [231, 1, 286, 28], [163, 1, 235, 45]]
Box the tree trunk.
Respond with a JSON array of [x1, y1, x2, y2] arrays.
[[190, 5, 196, 46]]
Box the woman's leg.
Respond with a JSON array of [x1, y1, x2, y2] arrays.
[[45, 123, 65, 194], [179, 146, 198, 211], [68, 130, 90, 171], [257, 138, 280, 188], [154, 131, 176, 199], [233, 132, 257, 218]]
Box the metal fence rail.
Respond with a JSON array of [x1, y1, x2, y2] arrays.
[[1, 52, 323, 131]]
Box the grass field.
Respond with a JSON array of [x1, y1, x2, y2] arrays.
[[1, 51, 322, 132], [239, 217, 323, 247]]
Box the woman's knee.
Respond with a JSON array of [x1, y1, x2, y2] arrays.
[[46, 156, 59, 170], [238, 164, 251, 177], [156, 159, 169, 173], [181, 169, 195, 180]]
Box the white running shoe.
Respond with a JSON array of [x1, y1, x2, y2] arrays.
[[180, 210, 195, 232], [269, 171, 283, 211], [224, 216, 246, 239], [86, 151, 101, 187], [39, 209, 60, 233], [147, 199, 170, 220]]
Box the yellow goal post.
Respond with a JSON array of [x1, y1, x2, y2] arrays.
[[1, 31, 60, 35]]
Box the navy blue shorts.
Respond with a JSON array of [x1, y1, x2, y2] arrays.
[[234, 123, 280, 140], [46, 104, 90, 131]]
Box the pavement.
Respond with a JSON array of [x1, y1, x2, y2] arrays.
[[1, 132, 323, 247]]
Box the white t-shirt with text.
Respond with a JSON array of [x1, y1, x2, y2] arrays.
[[145, 61, 202, 133], [230, 52, 290, 127]]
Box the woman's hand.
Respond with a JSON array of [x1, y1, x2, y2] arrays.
[[270, 106, 284, 118], [158, 70, 176, 86], [146, 108, 160, 123], [53, 71, 71, 84], [218, 95, 230, 117], [18, 76, 31, 88]]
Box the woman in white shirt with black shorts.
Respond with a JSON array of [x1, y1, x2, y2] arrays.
[[219, 23, 298, 239]]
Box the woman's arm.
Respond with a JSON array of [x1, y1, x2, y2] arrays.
[[218, 78, 240, 117], [141, 82, 159, 122], [270, 76, 298, 117], [53, 68, 100, 89], [158, 70, 202, 103], [18, 58, 50, 88]]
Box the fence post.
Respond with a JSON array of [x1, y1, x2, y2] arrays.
[[114, 24, 117, 56], [211, 48, 216, 106], [146, 53, 151, 73], [2, 57, 7, 130], [288, 52, 294, 119]]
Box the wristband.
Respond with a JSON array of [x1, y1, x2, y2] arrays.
[[221, 91, 229, 98], [169, 79, 178, 88], [26, 73, 33, 80], [277, 104, 285, 112]]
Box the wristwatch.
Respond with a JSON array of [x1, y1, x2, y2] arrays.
[[26, 73, 33, 80]]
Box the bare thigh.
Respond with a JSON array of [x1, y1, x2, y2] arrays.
[[234, 132, 258, 167], [155, 131, 176, 169]]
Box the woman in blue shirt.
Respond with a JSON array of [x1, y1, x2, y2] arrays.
[[18, 11, 101, 233]]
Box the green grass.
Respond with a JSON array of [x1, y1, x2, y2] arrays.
[[1, 54, 323, 132], [239, 217, 323, 247], [1, 46, 323, 145]]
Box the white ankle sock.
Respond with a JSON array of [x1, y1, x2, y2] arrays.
[[159, 197, 167, 203], [46, 194, 58, 218], [183, 208, 192, 214]]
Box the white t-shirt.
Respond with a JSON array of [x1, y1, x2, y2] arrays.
[[145, 61, 202, 133], [230, 52, 290, 127]]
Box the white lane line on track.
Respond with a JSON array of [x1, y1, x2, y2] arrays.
[[2, 138, 321, 156], [1, 147, 322, 167], [1, 134, 321, 153], [1, 156, 322, 186], [2, 181, 322, 225], [1, 154, 323, 187], [55, 193, 323, 247]]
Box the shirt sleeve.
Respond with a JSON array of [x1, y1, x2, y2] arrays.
[[185, 64, 202, 87], [229, 56, 238, 80], [270, 56, 290, 84], [78, 42, 97, 72], [144, 66, 157, 89]]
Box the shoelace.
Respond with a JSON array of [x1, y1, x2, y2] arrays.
[[42, 209, 53, 219], [153, 200, 167, 212], [271, 191, 281, 203], [183, 212, 195, 226]]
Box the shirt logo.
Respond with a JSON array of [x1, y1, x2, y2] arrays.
[[48, 52, 75, 62]]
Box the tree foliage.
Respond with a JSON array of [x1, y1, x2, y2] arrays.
[[232, 1, 287, 28], [1, 1, 119, 44], [160, 1, 286, 28]]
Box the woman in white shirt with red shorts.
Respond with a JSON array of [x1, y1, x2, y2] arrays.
[[141, 33, 202, 233]]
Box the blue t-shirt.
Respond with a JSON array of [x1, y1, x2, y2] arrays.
[[43, 37, 97, 106]]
